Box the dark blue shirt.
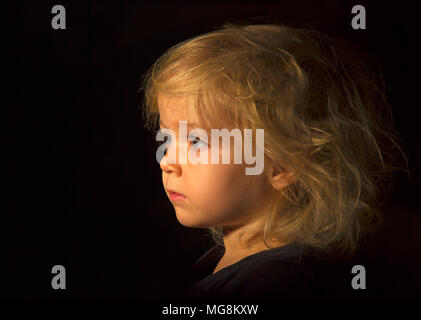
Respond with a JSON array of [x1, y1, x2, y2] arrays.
[[183, 242, 360, 300]]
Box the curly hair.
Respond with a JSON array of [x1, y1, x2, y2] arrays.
[[140, 23, 409, 259]]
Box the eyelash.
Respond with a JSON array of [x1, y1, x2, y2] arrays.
[[158, 135, 208, 153], [189, 135, 208, 149]]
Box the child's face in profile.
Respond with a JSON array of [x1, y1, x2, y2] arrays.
[[158, 95, 271, 229]]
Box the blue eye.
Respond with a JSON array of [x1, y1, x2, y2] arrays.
[[189, 135, 208, 150]]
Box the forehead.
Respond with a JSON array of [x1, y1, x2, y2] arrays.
[[157, 93, 238, 130], [157, 94, 200, 127]]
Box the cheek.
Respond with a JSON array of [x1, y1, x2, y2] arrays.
[[187, 164, 255, 209]]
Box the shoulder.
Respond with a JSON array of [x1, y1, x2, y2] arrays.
[[187, 243, 316, 299], [231, 258, 312, 298], [186, 243, 359, 300]]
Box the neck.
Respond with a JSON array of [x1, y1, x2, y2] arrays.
[[211, 216, 290, 274], [221, 217, 284, 258]]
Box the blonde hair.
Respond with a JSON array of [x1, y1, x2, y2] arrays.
[[140, 23, 409, 258]]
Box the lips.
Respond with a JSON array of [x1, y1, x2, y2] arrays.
[[167, 189, 187, 201]]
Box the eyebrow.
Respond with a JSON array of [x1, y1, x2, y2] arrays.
[[159, 120, 200, 128]]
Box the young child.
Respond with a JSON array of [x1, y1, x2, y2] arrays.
[[140, 23, 407, 299]]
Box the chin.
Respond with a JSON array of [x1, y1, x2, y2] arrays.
[[174, 209, 211, 229]]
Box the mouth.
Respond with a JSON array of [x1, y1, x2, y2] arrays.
[[167, 189, 187, 201]]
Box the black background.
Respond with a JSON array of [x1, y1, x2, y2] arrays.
[[5, 0, 421, 300]]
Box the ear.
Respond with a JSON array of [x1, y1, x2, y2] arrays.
[[270, 165, 296, 191]]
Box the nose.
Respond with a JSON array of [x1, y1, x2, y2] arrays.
[[160, 142, 182, 176]]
